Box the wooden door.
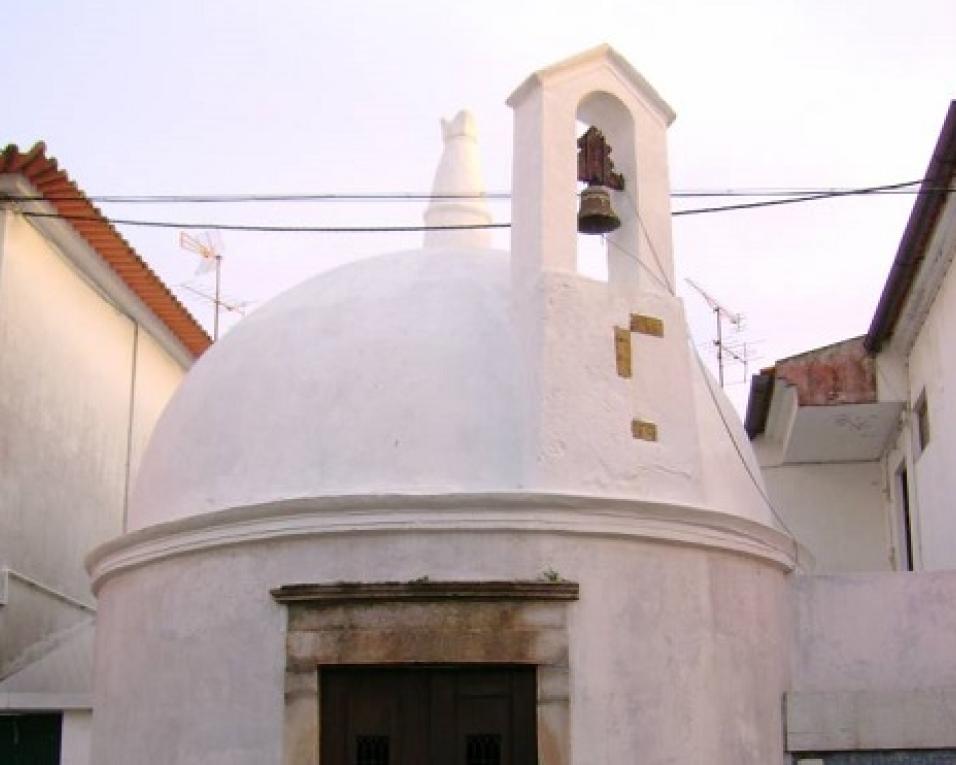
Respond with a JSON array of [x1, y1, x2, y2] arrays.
[[321, 665, 537, 765]]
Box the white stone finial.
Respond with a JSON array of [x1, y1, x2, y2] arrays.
[[423, 109, 493, 249]]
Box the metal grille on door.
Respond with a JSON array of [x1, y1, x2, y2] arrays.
[[466, 734, 502, 765], [356, 735, 389, 765]]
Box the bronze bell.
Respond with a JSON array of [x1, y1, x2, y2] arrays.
[[578, 184, 621, 235], [577, 125, 625, 235]]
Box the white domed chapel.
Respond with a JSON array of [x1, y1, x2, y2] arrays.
[[87, 45, 797, 765]]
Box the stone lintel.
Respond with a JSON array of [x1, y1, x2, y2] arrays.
[[271, 579, 580, 604]]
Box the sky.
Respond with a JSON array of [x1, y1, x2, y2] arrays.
[[6, 0, 956, 414]]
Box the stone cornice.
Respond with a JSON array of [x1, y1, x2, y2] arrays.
[[87, 493, 799, 593]]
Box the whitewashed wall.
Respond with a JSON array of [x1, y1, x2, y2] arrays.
[[91, 529, 792, 765], [0, 209, 186, 676], [762, 462, 891, 573], [900, 249, 956, 571], [128, 328, 187, 494]]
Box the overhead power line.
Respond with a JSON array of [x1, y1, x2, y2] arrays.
[[15, 211, 511, 233], [6, 192, 513, 204], [3, 179, 953, 205], [671, 178, 929, 216], [8, 179, 948, 232]]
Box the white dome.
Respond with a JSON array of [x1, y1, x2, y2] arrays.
[[129, 248, 526, 530], [128, 90, 776, 533], [129, 245, 775, 531]]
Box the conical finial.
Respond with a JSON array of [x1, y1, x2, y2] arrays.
[[423, 109, 493, 249]]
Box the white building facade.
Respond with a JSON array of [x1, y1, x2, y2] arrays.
[[0, 144, 208, 764], [746, 102, 956, 762], [746, 102, 956, 577]]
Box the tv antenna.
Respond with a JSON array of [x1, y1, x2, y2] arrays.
[[176, 282, 253, 319], [685, 278, 751, 388], [180, 231, 224, 340]]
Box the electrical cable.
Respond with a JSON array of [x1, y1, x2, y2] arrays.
[[688, 345, 803, 568], [595, 186, 803, 563], [624, 186, 676, 295], [672, 179, 927, 216], [596, 203, 805, 566], [603, 237, 673, 294], [3, 192, 512, 204], [15, 211, 510, 233], [10, 178, 942, 232], [3, 180, 954, 204]]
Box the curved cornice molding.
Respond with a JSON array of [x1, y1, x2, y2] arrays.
[[87, 493, 799, 593]]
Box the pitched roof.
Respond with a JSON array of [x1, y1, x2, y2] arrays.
[[0, 142, 211, 358], [864, 101, 956, 352]]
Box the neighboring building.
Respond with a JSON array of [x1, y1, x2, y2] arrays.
[[744, 336, 899, 573], [0, 143, 209, 763], [743, 102, 956, 763], [745, 101, 956, 575]]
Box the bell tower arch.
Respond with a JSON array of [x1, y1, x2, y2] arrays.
[[508, 44, 676, 297]]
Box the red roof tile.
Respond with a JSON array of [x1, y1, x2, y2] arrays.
[[0, 142, 211, 358]]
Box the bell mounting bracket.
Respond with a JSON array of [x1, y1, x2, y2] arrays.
[[577, 127, 625, 191]]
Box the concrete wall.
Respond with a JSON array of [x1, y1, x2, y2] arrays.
[[789, 570, 956, 752], [903, 250, 956, 570], [762, 462, 891, 573], [792, 570, 956, 691], [0, 210, 185, 676], [91, 529, 792, 765]]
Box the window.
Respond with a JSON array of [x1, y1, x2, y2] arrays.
[[896, 465, 914, 572], [915, 391, 930, 455]]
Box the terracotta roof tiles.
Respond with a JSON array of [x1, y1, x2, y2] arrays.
[[0, 142, 211, 358]]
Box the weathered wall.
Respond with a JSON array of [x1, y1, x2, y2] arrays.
[[0, 212, 131, 673], [0, 211, 184, 676], [762, 461, 890, 573], [789, 571, 956, 752], [775, 338, 876, 407], [91, 529, 792, 765], [792, 570, 956, 691]]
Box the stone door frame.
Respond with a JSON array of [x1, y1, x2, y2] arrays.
[[272, 580, 579, 765]]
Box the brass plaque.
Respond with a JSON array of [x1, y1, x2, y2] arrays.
[[630, 313, 664, 337], [631, 419, 658, 442], [614, 327, 632, 378]]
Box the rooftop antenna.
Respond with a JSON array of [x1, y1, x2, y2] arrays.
[[180, 231, 224, 340], [176, 282, 253, 319], [685, 278, 747, 388]]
